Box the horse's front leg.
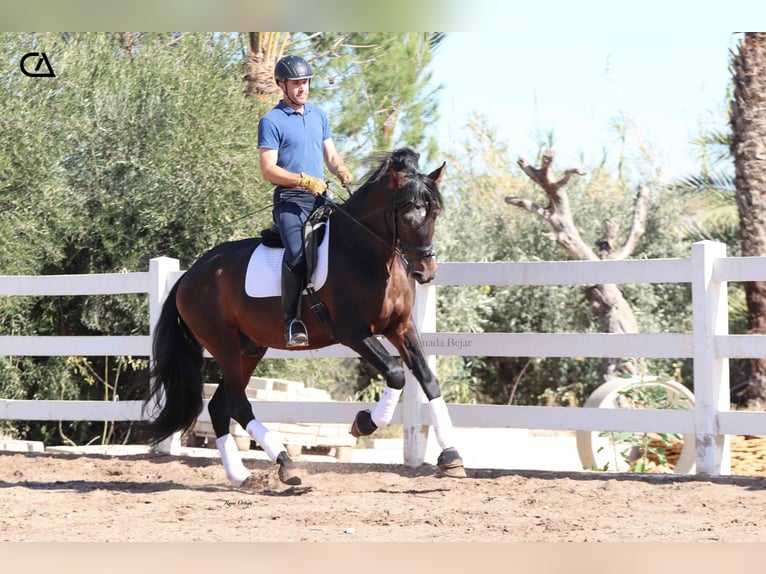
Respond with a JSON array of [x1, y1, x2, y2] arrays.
[[347, 334, 407, 437], [395, 325, 466, 478], [347, 330, 466, 477]]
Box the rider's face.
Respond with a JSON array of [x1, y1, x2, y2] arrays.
[[281, 79, 310, 107]]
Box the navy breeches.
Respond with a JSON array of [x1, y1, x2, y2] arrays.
[[272, 188, 323, 271]]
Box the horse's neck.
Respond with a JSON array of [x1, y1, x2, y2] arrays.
[[338, 189, 393, 245], [332, 198, 404, 294]]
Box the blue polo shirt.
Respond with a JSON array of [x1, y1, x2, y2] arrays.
[[257, 101, 332, 180]]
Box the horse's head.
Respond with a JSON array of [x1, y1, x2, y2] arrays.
[[343, 148, 446, 283], [388, 161, 445, 284]]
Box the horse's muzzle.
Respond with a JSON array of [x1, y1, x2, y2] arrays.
[[411, 270, 435, 284], [409, 257, 437, 284], [399, 241, 436, 284]]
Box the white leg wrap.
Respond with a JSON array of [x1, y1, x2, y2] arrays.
[[371, 386, 402, 429], [216, 434, 251, 487], [429, 397, 455, 450], [246, 419, 285, 462]]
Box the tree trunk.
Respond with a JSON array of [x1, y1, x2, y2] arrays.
[[585, 283, 640, 377], [242, 32, 290, 101], [505, 150, 651, 381], [730, 33, 766, 403]]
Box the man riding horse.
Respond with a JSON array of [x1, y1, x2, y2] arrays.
[[145, 57, 466, 488], [257, 55, 354, 347]]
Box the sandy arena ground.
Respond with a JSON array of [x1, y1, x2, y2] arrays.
[[2, 439, 766, 543]]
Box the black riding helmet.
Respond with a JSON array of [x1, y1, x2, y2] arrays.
[[274, 55, 314, 85]]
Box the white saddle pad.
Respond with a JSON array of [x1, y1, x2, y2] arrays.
[[244, 222, 329, 298]]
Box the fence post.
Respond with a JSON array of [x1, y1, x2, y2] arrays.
[[148, 257, 182, 455], [691, 241, 731, 475], [402, 282, 436, 466]]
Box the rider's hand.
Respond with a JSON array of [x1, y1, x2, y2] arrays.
[[336, 166, 354, 186], [298, 173, 327, 196]]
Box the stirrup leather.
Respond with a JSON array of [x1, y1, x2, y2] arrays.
[[285, 319, 309, 347]]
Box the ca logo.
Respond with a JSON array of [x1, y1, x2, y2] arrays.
[[20, 52, 56, 78]]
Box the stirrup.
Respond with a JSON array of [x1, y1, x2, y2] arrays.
[[285, 319, 309, 348]]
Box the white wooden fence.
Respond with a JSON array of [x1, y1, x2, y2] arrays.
[[2, 240, 766, 475]]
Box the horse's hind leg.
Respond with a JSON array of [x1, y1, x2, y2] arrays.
[[209, 383, 251, 487], [208, 346, 300, 487]]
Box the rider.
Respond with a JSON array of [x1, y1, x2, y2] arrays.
[[257, 55, 353, 347]]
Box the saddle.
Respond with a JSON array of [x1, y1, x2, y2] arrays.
[[254, 203, 338, 339], [259, 203, 332, 287]]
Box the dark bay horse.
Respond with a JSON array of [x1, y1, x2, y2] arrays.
[[144, 148, 466, 488]]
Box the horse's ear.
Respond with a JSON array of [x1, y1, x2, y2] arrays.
[[428, 162, 446, 184], [388, 167, 408, 189]]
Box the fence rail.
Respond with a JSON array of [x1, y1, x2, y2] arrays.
[[1, 241, 765, 475]]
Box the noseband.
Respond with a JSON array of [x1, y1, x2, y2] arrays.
[[394, 216, 435, 260], [391, 203, 436, 272], [398, 239, 435, 260]]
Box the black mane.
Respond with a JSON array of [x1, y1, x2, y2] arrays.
[[352, 147, 442, 213], [361, 147, 421, 184]]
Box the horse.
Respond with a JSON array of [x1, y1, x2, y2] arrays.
[[144, 147, 466, 488]]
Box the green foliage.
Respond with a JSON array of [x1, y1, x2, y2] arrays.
[[2, 32, 275, 274], [0, 32, 276, 443], [596, 382, 688, 473], [1, 32, 746, 445], [433, 118, 698, 406], [0, 32, 450, 444], [670, 125, 739, 248], [308, 33, 442, 161]]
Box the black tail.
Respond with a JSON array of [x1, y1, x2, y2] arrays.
[[143, 279, 204, 445]]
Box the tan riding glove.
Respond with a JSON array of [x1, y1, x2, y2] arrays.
[[336, 166, 354, 186], [298, 173, 327, 196]]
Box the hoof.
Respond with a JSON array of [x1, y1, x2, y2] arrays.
[[437, 447, 467, 478], [238, 474, 268, 492], [276, 451, 302, 486], [350, 409, 378, 438]]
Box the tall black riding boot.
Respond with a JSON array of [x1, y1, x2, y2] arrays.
[[281, 262, 309, 347]]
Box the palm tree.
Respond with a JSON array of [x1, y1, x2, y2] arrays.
[[241, 32, 292, 101], [672, 128, 739, 246], [730, 32, 766, 403]]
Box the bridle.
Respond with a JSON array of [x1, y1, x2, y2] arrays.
[[326, 183, 437, 270], [392, 208, 437, 263]]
